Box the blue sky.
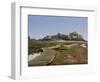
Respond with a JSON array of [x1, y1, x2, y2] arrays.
[[28, 15, 88, 40]]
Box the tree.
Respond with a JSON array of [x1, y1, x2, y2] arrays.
[[68, 32, 84, 41], [57, 33, 61, 39], [60, 34, 67, 40], [42, 35, 52, 41], [28, 36, 31, 41]]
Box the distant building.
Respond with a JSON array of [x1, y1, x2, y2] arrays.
[[68, 32, 83, 40]]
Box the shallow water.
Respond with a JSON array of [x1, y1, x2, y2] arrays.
[[28, 53, 41, 61], [80, 44, 87, 48]]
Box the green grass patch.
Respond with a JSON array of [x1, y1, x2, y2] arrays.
[[53, 44, 69, 51]]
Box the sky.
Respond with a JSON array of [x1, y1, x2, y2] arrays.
[[28, 15, 88, 40]]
